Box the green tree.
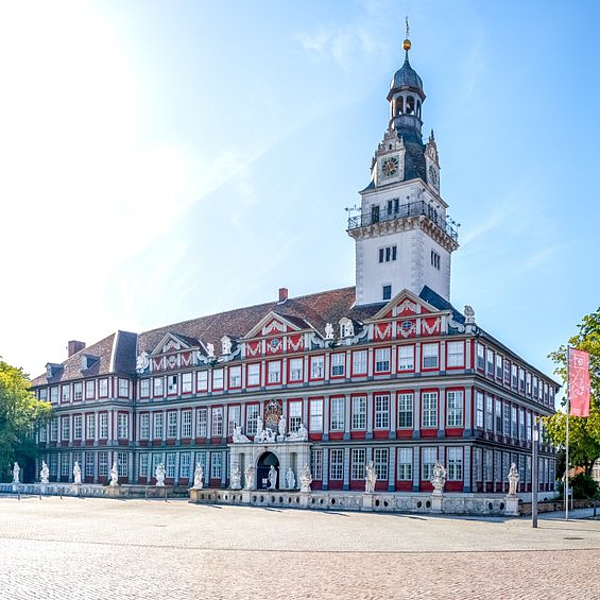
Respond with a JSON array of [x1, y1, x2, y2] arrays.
[[0, 359, 52, 481], [543, 308, 600, 475]]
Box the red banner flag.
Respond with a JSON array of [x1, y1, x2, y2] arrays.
[[569, 348, 591, 417]]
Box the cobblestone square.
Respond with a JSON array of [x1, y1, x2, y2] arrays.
[[1, 496, 599, 599]]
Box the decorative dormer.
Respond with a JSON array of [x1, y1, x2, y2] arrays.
[[81, 354, 100, 372], [45, 363, 62, 379]]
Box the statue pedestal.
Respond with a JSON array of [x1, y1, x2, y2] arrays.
[[241, 490, 252, 503], [190, 488, 203, 503], [299, 493, 310, 508], [504, 495, 520, 516], [430, 494, 443, 513], [107, 486, 120, 498], [362, 493, 374, 510]]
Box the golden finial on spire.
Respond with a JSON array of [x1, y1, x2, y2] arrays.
[[403, 16, 411, 53]]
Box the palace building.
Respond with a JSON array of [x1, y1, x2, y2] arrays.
[[30, 35, 558, 499]]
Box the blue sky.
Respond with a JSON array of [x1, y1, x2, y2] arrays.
[[1, 0, 599, 393]]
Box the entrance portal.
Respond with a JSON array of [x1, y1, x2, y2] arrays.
[[256, 452, 279, 490]]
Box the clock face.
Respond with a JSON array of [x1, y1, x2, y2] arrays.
[[381, 155, 399, 177], [428, 164, 439, 188]]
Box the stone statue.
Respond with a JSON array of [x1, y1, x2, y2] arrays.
[[254, 415, 264, 442], [299, 464, 313, 493], [109, 462, 119, 487], [278, 415, 286, 437], [230, 462, 242, 490], [364, 461, 377, 493], [431, 461, 446, 495], [221, 335, 232, 356], [244, 465, 255, 490], [73, 461, 82, 485], [340, 318, 354, 338], [287, 422, 308, 442], [507, 462, 519, 496], [286, 467, 295, 490], [12, 462, 20, 484], [206, 343, 215, 358], [232, 425, 250, 443], [155, 463, 166, 487], [464, 305, 476, 324], [136, 351, 149, 373], [324, 322, 334, 340], [268, 465, 277, 490], [192, 464, 204, 490], [40, 461, 49, 484]]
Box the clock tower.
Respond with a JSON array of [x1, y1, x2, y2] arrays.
[[348, 32, 459, 306]]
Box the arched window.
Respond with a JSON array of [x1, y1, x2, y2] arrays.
[[395, 96, 404, 115], [406, 96, 415, 115], [417, 100, 421, 118]]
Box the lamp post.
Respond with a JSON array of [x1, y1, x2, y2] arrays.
[[532, 420, 538, 528]]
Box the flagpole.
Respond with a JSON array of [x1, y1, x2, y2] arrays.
[[565, 346, 570, 521]]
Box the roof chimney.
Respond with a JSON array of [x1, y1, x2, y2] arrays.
[[278, 287, 288, 303], [68, 340, 86, 358]]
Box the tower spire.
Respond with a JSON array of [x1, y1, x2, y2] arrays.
[[403, 16, 411, 57]]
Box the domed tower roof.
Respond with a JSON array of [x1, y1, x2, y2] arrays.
[[390, 55, 424, 93]]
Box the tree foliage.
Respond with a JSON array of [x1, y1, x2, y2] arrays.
[[0, 359, 52, 481], [543, 308, 600, 475]]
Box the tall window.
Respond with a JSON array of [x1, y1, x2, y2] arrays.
[[197, 371, 208, 392], [98, 452, 108, 477], [374, 394, 390, 429], [267, 361, 281, 384], [476, 344, 485, 370], [210, 452, 222, 479], [447, 447, 463, 480], [446, 341, 464, 368], [182, 372, 193, 393], [61, 454, 70, 477], [180, 453, 191, 479], [85, 380, 95, 400], [422, 344, 439, 369], [495, 399, 502, 433], [397, 345, 414, 371], [351, 448, 365, 480], [153, 413, 163, 439], [228, 405, 241, 436], [330, 353, 345, 377], [421, 392, 438, 428], [153, 378, 163, 397], [117, 452, 128, 478], [518, 408, 525, 440], [228, 366, 241, 389], [373, 448, 389, 481], [446, 391, 464, 428], [50, 387, 59, 403], [310, 356, 324, 379], [495, 355, 503, 379], [329, 449, 344, 480], [167, 412, 177, 438], [421, 447, 437, 480], [212, 369, 224, 390], [397, 393, 413, 428], [166, 453, 176, 478], [485, 395, 493, 431], [140, 413, 150, 439], [289, 358, 303, 382], [196, 408, 208, 438], [288, 401, 302, 432], [475, 392, 484, 429], [118, 413, 128, 439], [50, 418, 58, 442], [118, 378, 129, 397], [397, 448, 412, 480], [330, 397, 345, 431], [99, 413, 108, 439], [211, 407, 223, 437], [86, 453, 95, 478], [351, 396, 366, 430], [374, 348, 391, 373], [310, 449, 323, 480], [61, 416, 70, 440], [182, 410, 192, 438], [511, 406, 518, 438], [74, 382, 83, 401], [352, 350, 368, 375], [486, 349, 494, 376], [61, 385, 71, 403], [309, 398, 323, 431], [503, 403, 511, 437], [73, 415, 82, 440], [246, 405, 259, 436], [503, 360, 511, 385], [140, 379, 150, 398], [247, 364, 260, 387]]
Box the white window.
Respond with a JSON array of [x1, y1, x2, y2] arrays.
[[86, 453, 95, 478], [166, 453, 176, 479], [85, 380, 95, 399], [196, 408, 208, 438], [247, 364, 260, 387], [486, 349, 494, 376], [503, 403, 511, 437], [211, 407, 223, 437], [397, 345, 414, 371], [397, 393, 413, 429], [38, 424, 47, 443], [352, 350, 368, 375], [61, 385, 70, 403], [309, 398, 323, 431], [98, 378, 108, 397], [526, 373, 532, 395], [182, 372, 193, 393], [246, 405, 259, 436], [511, 406, 518, 438], [118, 413, 128, 439], [153, 413, 163, 439], [447, 447, 463, 481], [475, 392, 484, 429], [210, 452, 222, 479], [98, 452, 108, 477], [422, 392, 438, 429], [61, 454, 70, 477], [446, 391, 464, 428], [180, 453, 191, 479], [99, 413, 108, 439], [288, 401, 302, 432], [197, 371, 208, 392], [181, 410, 192, 438], [421, 447, 437, 480], [61, 416, 70, 440], [50, 418, 58, 441], [351, 396, 366, 430], [118, 378, 129, 397], [446, 341, 464, 368], [73, 415, 82, 440], [139, 453, 149, 480], [330, 397, 345, 431], [140, 379, 150, 398], [485, 395, 493, 430], [289, 358, 303, 382], [397, 448, 412, 480], [228, 405, 240, 436], [310, 356, 324, 379], [511, 365, 518, 388], [496, 355, 503, 379], [503, 360, 511, 385], [167, 411, 177, 438], [330, 353, 345, 377], [351, 448, 365, 480], [50, 387, 59, 403], [374, 348, 391, 373], [153, 378, 163, 397], [374, 394, 390, 429], [329, 449, 344, 480], [267, 361, 281, 384], [140, 413, 150, 439], [373, 448, 389, 481], [212, 369, 224, 390], [310, 449, 323, 480], [167, 375, 177, 395], [74, 382, 83, 401], [495, 399, 502, 433], [117, 452, 128, 478], [476, 344, 485, 370], [519, 408, 525, 440], [422, 343, 439, 369], [228, 366, 242, 388], [519, 368, 525, 392]]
